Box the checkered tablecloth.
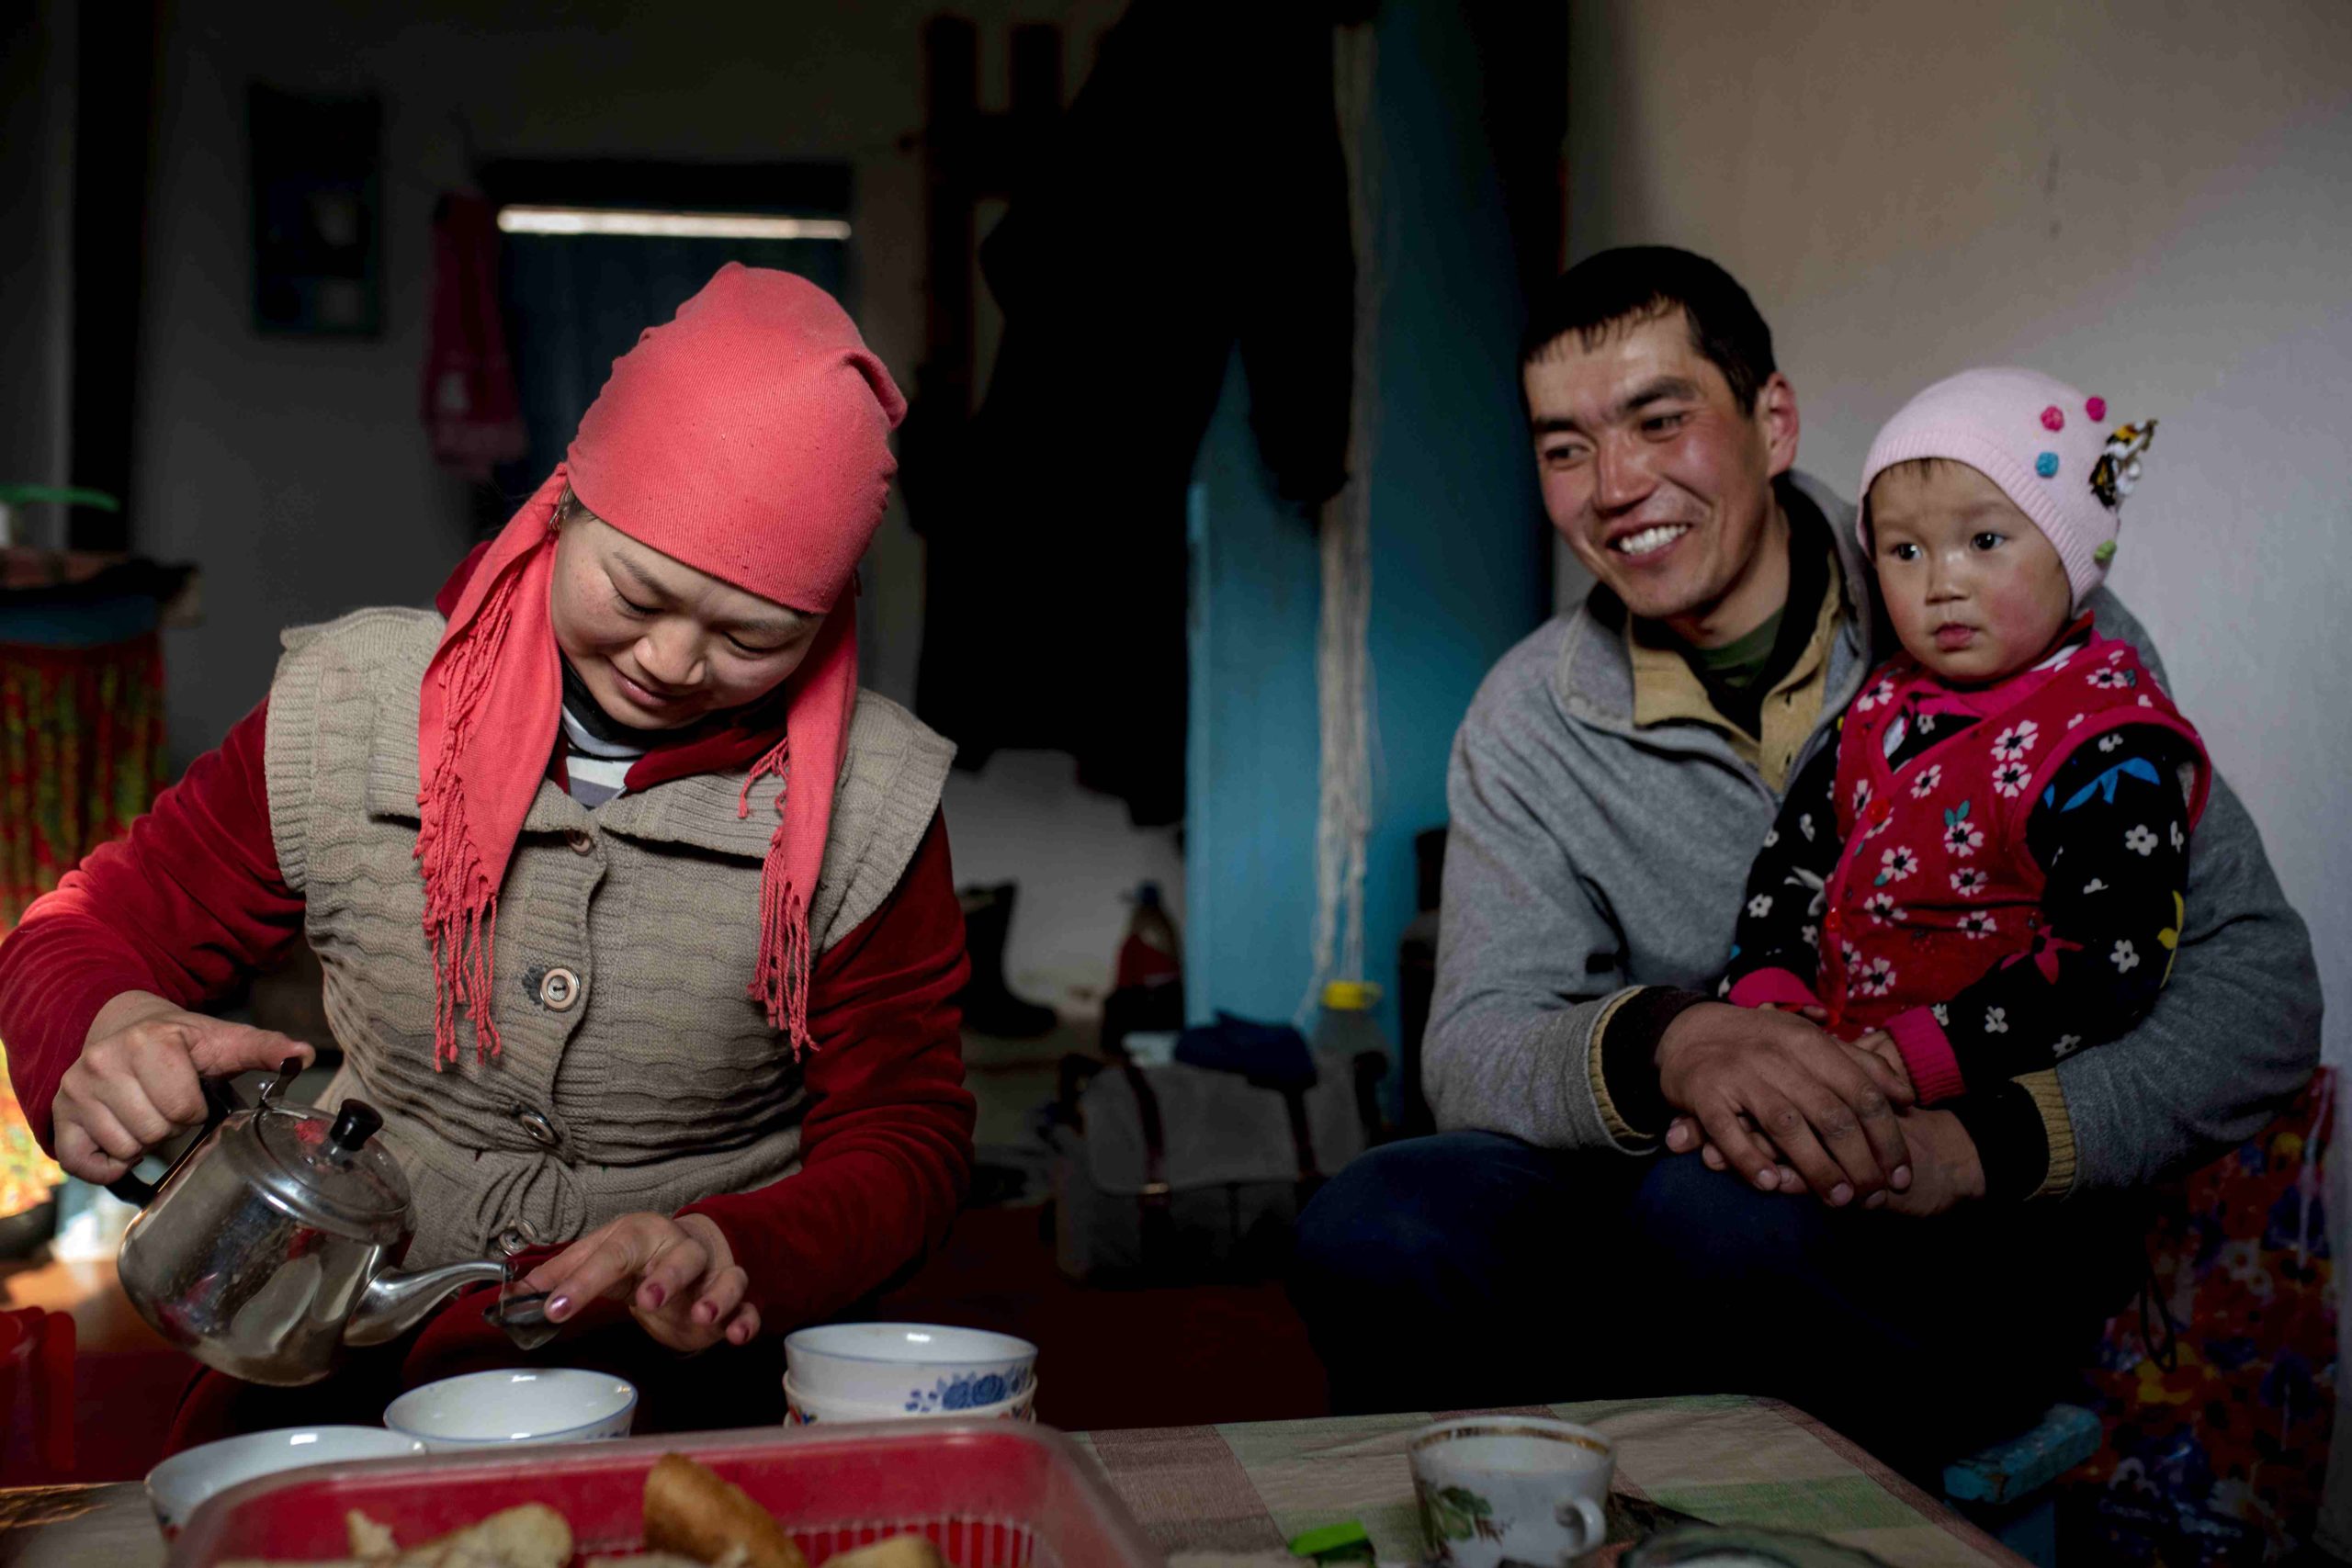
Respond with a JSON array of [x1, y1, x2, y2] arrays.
[[1080, 1396, 2028, 1566]]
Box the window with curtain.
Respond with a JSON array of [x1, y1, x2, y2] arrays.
[[479, 161, 855, 504]]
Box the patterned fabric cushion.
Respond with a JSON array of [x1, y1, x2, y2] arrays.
[[1, 632, 166, 1218], [2064, 1068, 2335, 1562]]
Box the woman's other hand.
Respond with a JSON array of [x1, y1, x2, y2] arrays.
[[526, 1212, 758, 1354], [52, 990, 314, 1184]]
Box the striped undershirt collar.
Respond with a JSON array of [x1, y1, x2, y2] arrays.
[[560, 703, 643, 807]]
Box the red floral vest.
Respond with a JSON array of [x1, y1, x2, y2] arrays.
[[1818, 624, 2209, 1036]]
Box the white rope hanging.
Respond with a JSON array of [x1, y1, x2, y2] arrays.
[[1300, 21, 1383, 1022]]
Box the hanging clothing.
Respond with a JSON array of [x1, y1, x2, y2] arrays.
[[905, 0, 1357, 824], [420, 193, 528, 481]]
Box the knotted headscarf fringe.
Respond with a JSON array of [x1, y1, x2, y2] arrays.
[[739, 737, 815, 1058], [415, 512, 550, 1067]]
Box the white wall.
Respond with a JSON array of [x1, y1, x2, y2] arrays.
[[943, 752, 1182, 1017], [117, 0, 1156, 1009], [1567, 0, 2352, 1068]]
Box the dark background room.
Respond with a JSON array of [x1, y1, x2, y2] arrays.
[[2, 1, 2346, 1563]]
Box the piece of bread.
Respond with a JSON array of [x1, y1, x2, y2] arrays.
[[222, 1502, 573, 1568], [818, 1538, 949, 1568], [644, 1452, 810, 1568], [396, 1504, 571, 1568], [348, 1511, 399, 1557]]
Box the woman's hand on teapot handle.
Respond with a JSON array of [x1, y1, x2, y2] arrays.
[[51, 990, 315, 1184], [526, 1212, 758, 1354]]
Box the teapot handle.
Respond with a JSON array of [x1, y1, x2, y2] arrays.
[[105, 1055, 304, 1207]]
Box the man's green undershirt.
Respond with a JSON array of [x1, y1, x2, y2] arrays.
[[1686, 607, 1785, 692]]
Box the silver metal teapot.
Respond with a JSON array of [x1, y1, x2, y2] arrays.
[[112, 1057, 515, 1386]]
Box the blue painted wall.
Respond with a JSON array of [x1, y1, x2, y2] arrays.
[[1186, 0, 1549, 1055]]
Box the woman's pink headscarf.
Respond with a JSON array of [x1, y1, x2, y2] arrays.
[[413, 264, 906, 1068]]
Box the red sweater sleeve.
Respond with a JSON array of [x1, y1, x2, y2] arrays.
[[681, 812, 975, 1330], [0, 700, 303, 1151]]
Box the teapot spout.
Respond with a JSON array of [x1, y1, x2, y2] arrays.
[[347, 1258, 510, 1347]]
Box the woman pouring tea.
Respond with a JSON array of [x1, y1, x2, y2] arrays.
[[0, 265, 975, 1445]]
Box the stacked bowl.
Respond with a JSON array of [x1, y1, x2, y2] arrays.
[[783, 1323, 1038, 1426], [145, 1428, 427, 1537]]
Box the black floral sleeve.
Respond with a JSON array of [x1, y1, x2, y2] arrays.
[[1920, 724, 2200, 1089], [1725, 729, 1845, 994]]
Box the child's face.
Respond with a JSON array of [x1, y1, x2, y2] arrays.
[[1868, 461, 2075, 685]]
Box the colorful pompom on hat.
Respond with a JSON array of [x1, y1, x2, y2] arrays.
[[1858, 367, 2155, 609]]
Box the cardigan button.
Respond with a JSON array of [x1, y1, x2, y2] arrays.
[[565, 829, 594, 855], [539, 967, 582, 1011], [514, 1108, 559, 1148]]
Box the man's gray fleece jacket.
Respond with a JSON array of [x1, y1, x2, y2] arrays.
[[1428, 473, 2322, 1194]]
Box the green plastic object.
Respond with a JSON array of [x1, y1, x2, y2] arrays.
[[0, 484, 121, 512], [1285, 1519, 1374, 1562]]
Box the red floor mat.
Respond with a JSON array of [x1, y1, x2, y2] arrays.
[[874, 1204, 1329, 1432]]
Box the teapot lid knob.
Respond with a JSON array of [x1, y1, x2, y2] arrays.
[[326, 1100, 384, 1158]]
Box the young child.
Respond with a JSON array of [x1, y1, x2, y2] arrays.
[[1724, 367, 2204, 1109]]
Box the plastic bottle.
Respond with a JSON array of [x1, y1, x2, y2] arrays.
[[1310, 979, 1391, 1062], [1114, 881, 1182, 990]]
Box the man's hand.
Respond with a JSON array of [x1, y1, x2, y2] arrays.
[[1669, 1097, 1985, 1215], [526, 1212, 758, 1354], [1655, 1002, 1916, 1206], [52, 990, 315, 1184], [1666, 1116, 1807, 1197]]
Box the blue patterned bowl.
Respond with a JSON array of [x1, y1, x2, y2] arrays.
[[784, 1322, 1037, 1408], [783, 1371, 1038, 1427]]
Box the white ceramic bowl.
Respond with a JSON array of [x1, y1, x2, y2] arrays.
[[147, 1427, 426, 1536], [784, 1371, 1037, 1427], [382, 1369, 638, 1451], [783, 1322, 1036, 1410]]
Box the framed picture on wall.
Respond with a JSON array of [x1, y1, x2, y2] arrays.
[[249, 85, 383, 337]]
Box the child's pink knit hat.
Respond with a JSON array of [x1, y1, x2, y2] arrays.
[[1858, 367, 2155, 610]]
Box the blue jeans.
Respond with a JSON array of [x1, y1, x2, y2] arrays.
[[1290, 1133, 2143, 1479]]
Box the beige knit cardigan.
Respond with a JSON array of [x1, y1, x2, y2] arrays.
[[264, 607, 953, 1268]]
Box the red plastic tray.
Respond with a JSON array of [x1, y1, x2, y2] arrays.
[[167, 1421, 1161, 1567]]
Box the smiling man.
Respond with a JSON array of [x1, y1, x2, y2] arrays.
[[1289, 248, 2320, 1478]]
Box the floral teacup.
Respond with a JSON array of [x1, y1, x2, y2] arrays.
[[1408, 1416, 1614, 1568]]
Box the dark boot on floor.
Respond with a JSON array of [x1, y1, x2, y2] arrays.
[[956, 882, 1058, 1038]]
